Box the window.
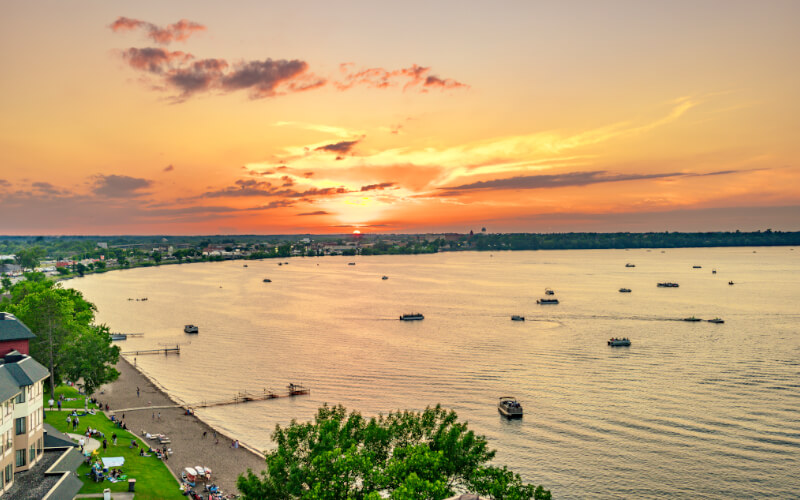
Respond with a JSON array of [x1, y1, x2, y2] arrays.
[[15, 417, 26, 435], [4, 464, 11, 484], [37, 437, 43, 455], [15, 449, 25, 467], [14, 391, 25, 403], [29, 445, 35, 463]]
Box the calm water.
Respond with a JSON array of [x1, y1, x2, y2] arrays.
[[67, 247, 800, 498]]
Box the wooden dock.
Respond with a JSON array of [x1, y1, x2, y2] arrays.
[[111, 384, 309, 413], [121, 346, 180, 356]]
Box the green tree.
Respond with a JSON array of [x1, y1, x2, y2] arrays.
[[151, 251, 162, 264], [14, 246, 46, 270], [6, 281, 98, 398], [237, 404, 550, 500], [60, 324, 120, 395], [1, 275, 11, 292]]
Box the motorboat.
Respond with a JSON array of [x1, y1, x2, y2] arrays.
[[544, 288, 555, 295], [400, 313, 424, 321], [263, 278, 272, 283], [110, 333, 127, 341], [728, 281, 735, 285], [708, 318, 725, 324], [382, 276, 389, 280], [608, 338, 631, 346], [619, 288, 632, 293], [712, 269, 717, 274], [348, 262, 356, 266], [625, 263, 636, 267], [537, 298, 559, 304], [184, 325, 199, 334], [511, 315, 525, 321], [278, 263, 282, 266], [243, 264, 248, 267], [692, 265, 702, 269], [683, 316, 702, 322], [657, 282, 679, 287], [497, 397, 523, 418]]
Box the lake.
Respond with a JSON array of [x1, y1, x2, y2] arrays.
[[67, 247, 800, 498]]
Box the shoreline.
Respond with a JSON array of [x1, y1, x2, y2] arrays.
[[95, 356, 267, 495]]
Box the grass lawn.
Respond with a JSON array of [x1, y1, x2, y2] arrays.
[[43, 385, 98, 410], [46, 410, 184, 500]]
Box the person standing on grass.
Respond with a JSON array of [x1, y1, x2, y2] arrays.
[[57, 400, 61, 411], [112, 432, 117, 446], [102, 438, 107, 450], [48, 398, 54, 410]]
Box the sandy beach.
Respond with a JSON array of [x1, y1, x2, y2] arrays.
[[94, 356, 267, 495]]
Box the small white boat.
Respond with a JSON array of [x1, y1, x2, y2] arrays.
[[544, 288, 555, 295], [608, 338, 631, 347], [708, 318, 725, 324], [498, 397, 523, 418], [537, 298, 559, 304], [511, 315, 525, 321], [400, 313, 424, 321], [184, 325, 199, 334]]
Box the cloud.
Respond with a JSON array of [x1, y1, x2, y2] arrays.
[[360, 182, 396, 192], [121, 47, 193, 74], [163, 164, 174, 172], [31, 182, 63, 195], [335, 63, 468, 92], [315, 140, 360, 154], [93, 174, 153, 197], [110, 17, 206, 44], [439, 169, 750, 195], [297, 210, 330, 216]]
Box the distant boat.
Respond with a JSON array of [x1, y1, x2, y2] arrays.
[[278, 263, 282, 266], [348, 262, 356, 266], [263, 278, 272, 283], [712, 269, 717, 274], [683, 316, 702, 322], [608, 338, 631, 347], [544, 288, 555, 295], [382, 276, 389, 280], [287, 383, 309, 396], [728, 281, 735, 285], [625, 263, 636, 268], [399, 313, 424, 321], [110, 333, 127, 341], [511, 315, 525, 321], [619, 288, 632, 293], [708, 318, 725, 324], [243, 264, 248, 267], [692, 265, 702, 269], [657, 282, 679, 288], [184, 325, 199, 334], [537, 298, 559, 304], [497, 397, 523, 418], [284, 262, 289, 264]]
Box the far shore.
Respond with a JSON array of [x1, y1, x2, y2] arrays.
[[93, 356, 267, 495]]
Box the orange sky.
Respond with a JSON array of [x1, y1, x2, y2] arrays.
[[1, 1, 799, 234]]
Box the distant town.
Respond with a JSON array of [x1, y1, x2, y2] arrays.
[[1, 230, 798, 284]]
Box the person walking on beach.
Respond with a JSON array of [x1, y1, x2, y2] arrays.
[[157, 411, 161, 420], [137, 387, 140, 397], [152, 412, 155, 420], [202, 431, 207, 439]]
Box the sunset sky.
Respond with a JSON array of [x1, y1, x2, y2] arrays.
[[1, 1, 799, 235]]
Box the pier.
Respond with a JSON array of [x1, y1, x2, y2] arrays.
[[122, 346, 180, 356], [110, 384, 309, 413]]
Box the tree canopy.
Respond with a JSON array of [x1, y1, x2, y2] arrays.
[[237, 404, 551, 500], [0, 279, 119, 397]]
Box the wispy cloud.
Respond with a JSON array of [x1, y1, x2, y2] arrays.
[[335, 63, 468, 92], [110, 17, 206, 44], [315, 140, 360, 154], [93, 175, 153, 197], [298, 210, 330, 216]]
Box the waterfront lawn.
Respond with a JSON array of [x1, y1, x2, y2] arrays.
[[46, 411, 184, 500], [43, 385, 98, 409]]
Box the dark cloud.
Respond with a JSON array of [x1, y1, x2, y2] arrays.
[[221, 59, 323, 98], [297, 210, 330, 216], [110, 17, 206, 45], [315, 140, 359, 154], [32, 182, 63, 195], [303, 171, 314, 178], [259, 200, 296, 209], [280, 175, 295, 187], [360, 182, 396, 192], [121, 47, 193, 74], [93, 175, 153, 197], [200, 178, 350, 200], [286, 187, 349, 198], [163, 164, 174, 172]]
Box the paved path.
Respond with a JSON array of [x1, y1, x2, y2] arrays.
[[67, 433, 101, 452]]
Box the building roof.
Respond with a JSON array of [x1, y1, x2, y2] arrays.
[[43, 423, 78, 449], [0, 365, 21, 402], [1, 352, 49, 386], [0, 311, 36, 341]]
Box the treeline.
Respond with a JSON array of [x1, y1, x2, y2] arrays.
[[463, 230, 800, 251]]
